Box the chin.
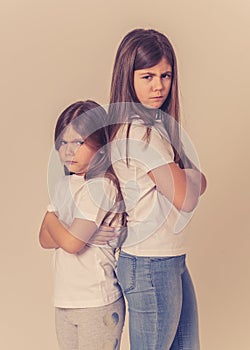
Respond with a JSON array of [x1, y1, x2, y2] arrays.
[[143, 103, 158, 110], [145, 102, 163, 109]]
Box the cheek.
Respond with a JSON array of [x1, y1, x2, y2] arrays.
[[134, 84, 146, 102], [79, 148, 96, 163], [134, 78, 143, 97]]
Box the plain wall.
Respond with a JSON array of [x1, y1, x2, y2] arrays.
[[1, 0, 249, 348]]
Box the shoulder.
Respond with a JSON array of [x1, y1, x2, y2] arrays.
[[130, 119, 173, 152], [114, 119, 150, 142], [85, 176, 116, 189], [73, 176, 118, 220], [118, 117, 170, 142], [112, 117, 174, 163], [82, 177, 117, 202]]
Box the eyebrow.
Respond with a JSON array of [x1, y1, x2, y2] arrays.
[[138, 70, 172, 76], [60, 137, 84, 142]]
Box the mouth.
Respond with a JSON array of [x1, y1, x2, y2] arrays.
[[151, 96, 164, 100], [65, 161, 77, 166]]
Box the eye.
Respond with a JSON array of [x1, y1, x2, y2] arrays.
[[74, 140, 84, 146], [59, 140, 67, 146], [142, 75, 152, 80], [161, 72, 172, 79]]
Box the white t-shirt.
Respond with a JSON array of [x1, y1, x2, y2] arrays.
[[111, 119, 193, 257], [49, 175, 122, 308]]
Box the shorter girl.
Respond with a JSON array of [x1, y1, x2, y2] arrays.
[[39, 100, 126, 350]]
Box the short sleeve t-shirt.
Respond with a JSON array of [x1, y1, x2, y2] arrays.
[[50, 175, 122, 308], [111, 119, 193, 256]]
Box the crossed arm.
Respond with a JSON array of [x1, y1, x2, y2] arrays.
[[39, 212, 116, 254], [148, 161, 207, 212], [39, 212, 90, 253]]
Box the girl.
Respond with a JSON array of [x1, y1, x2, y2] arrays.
[[39, 100, 127, 350], [106, 29, 207, 349]]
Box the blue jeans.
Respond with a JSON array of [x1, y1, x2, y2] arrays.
[[117, 252, 200, 350]]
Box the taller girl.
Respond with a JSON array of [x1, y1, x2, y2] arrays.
[[107, 29, 207, 349]]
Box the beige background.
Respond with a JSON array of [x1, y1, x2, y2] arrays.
[[1, 0, 249, 349]]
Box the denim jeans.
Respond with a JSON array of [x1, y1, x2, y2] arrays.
[[117, 252, 200, 350]]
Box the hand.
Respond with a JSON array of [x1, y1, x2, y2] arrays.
[[88, 225, 118, 246]]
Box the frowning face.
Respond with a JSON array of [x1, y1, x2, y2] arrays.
[[133, 58, 172, 109], [58, 124, 97, 176]]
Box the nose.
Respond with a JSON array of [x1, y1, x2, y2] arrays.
[[65, 143, 75, 156], [153, 78, 164, 91]]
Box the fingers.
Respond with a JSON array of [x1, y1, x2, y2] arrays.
[[88, 228, 118, 245], [99, 225, 116, 232], [88, 225, 127, 247]]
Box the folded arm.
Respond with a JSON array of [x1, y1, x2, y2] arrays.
[[39, 211, 98, 254], [148, 162, 207, 212]]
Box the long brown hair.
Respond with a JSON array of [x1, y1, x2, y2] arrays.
[[55, 100, 126, 228], [109, 28, 189, 168]]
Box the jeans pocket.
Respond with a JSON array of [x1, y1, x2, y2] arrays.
[[117, 252, 136, 293]]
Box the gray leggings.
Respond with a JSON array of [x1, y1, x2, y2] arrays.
[[55, 296, 125, 350]]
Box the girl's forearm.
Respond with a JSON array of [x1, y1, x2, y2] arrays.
[[184, 169, 207, 196], [39, 215, 60, 249], [181, 168, 206, 212], [42, 212, 86, 254], [148, 164, 207, 212]]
